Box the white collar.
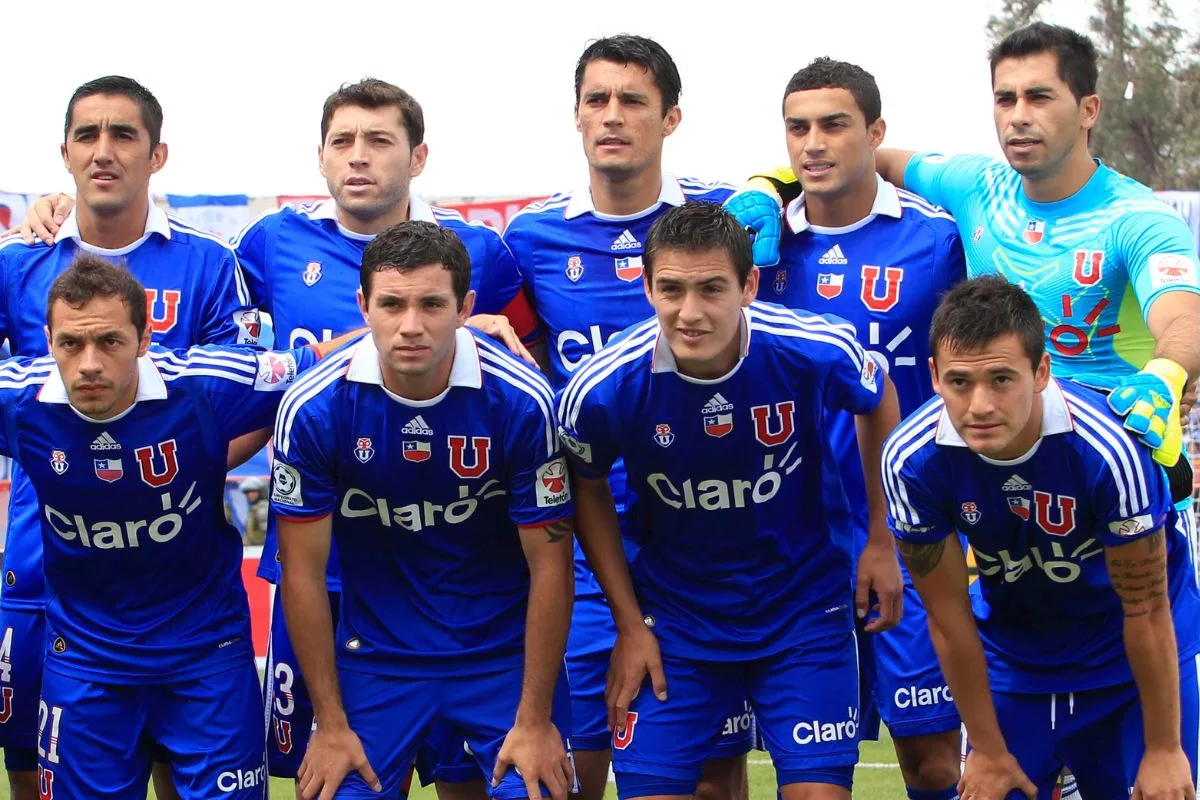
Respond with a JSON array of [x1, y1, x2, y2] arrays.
[[309, 195, 437, 226], [650, 307, 752, 381], [346, 328, 482, 398], [564, 171, 687, 220], [38, 353, 168, 421], [54, 202, 172, 255], [785, 174, 903, 234], [935, 379, 1074, 451]]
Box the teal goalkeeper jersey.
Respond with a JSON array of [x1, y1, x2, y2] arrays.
[[905, 154, 1200, 383]]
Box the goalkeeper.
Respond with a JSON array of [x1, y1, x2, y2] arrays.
[[727, 23, 1200, 519]]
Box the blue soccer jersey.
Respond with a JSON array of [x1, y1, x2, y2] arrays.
[[268, 328, 571, 677], [884, 378, 1200, 693], [233, 195, 531, 590], [0, 207, 258, 611], [773, 175, 965, 546], [557, 301, 884, 659], [504, 173, 734, 657], [905, 154, 1200, 381], [0, 344, 316, 683]]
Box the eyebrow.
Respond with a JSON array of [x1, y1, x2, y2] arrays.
[[72, 123, 139, 138], [994, 86, 1056, 97], [583, 89, 649, 103], [785, 111, 854, 125], [943, 366, 1020, 378]]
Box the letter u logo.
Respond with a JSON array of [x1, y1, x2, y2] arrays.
[[273, 719, 293, 754], [612, 712, 638, 750], [751, 402, 795, 447], [135, 439, 179, 488], [860, 266, 903, 312], [448, 436, 491, 479], [1073, 251, 1104, 286], [144, 289, 181, 334], [1034, 491, 1076, 537]]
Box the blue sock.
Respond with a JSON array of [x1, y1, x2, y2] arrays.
[[906, 787, 960, 800]]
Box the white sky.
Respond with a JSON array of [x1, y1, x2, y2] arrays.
[[3, 0, 1191, 200]]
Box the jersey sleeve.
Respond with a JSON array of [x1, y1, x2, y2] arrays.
[[269, 387, 337, 520], [231, 215, 272, 314], [500, 222, 546, 344], [1089, 422, 1173, 546], [0, 243, 14, 347], [554, 376, 621, 481], [198, 247, 261, 346], [1114, 207, 1200, 321], [503, 378, 574, 527], [812, 313, 885, 416], [473, 229, 539, 342], [904, 153, 993, 219], [883, 445, 955, 544], [182, 345, 319, 436], [939, 226, 969, 289]]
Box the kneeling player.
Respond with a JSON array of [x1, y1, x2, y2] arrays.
[[885, 277, 1200, 799], [557, 203, 903, 800], [272, 221, 575, 800]]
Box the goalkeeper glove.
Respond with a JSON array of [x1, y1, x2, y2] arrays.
[[1105, 358, 1189, 466], [723, 169, 796, 267]]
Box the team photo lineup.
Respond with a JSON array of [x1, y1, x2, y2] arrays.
[[1, 15, 1199, 800]]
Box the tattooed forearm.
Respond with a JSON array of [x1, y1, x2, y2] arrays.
[[1107, 531, 1169, 618], [898, 538, 947, 578], [545, 519, 572, 544]]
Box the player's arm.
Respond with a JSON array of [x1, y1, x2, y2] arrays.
[[874, 149, 918, 188], [854, 369, 904, 631]]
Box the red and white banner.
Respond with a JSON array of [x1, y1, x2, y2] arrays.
[[440, 196, 548, 231]]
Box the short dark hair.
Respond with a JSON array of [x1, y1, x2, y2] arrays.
[[360, 221, 472, 308], [321, 78, 425, 147], [929, 276, 1044, 369], [65, 76, 164, 150], [575, 35, 682, 114], [644, 203, 753, 287], [989, 22, 1098, 101], [47, 254, 148, 335], [782, 57, 882, 124]]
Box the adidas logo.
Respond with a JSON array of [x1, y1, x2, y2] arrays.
[[401, 415, 433, 436], [702, 393, 733, 414], [818, 244, 848, 265], [1002, 474, 1031, 492], [611, 230, 642, 251], [90, 432, 121, 451]]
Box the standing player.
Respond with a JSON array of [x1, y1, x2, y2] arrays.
[[502, 36, 752, 800], [19, 77, 536, 793], [270, 221, 574, 800], [0, 75, 257, 800], [761, 58, 965, 800], [0, 255, 352, 798], [885, 277, 1200, 799], [557, 203, 903, 800]]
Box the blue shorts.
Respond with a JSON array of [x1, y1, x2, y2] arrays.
[[0, 606, 45, 770], [977, 656, 1200, 799], [611, 632, 859, 799], [335, 665, 574, 799], [38, 661, 265, 800], [565, 644, 756, 757], [858, 580, 959, 740], [412, 722, 486, 786]]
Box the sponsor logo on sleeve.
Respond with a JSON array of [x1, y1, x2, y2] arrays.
[[557, 426, 593, 463], [271, 462, 303, 507], [1149, 253, 1199, 290], [535, 458, 571, 507], [255, 352, 299, 391], [1109, 514, 1155, 537]]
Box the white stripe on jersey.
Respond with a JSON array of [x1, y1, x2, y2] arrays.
[[151, 349, 258, 386], [503, 195, 572, 229], [882, 402, 942, 526], [678, 177, 737, 194], [1063, 388, 1150, 517], [0, 357, 54, 390], [748, 302, 859, 343], [474, 336, 558, 458], [746, 305, 865, 371], [230, 204, 290, 250], [274, 346, 356, 457], [898, 200, 955, 222], [166, 217, 254, 306], [0, 234, 34, 253], [558, 320, 659, 429]]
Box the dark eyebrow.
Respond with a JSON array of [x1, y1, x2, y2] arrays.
[[71, 123, 100, 138]]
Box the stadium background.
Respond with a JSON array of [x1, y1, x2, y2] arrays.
[[0, 188, 1198, 797]]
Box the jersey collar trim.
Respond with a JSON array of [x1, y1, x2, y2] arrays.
[[310, 195, 438, 238], [38, 353, 168, 416], [934, 379, 1073, 454], [564, 172, 687, 220], [346, 327, 483, 394], [650, 307, 751, 381], [785, 174, 902, 234], [55, 203, 172, 253]]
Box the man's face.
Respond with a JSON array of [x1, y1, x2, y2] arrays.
[[992, 52, 1099, 179], [931, 332, 1050, 460], [784, 87, 884, 199], [61, 94, 166, 217], [46, 295, 150, 420], [358, 264, 474, 381], [320, 105, 428, 223], [575, 59, 680, 180], [645, 247, 758, 378]]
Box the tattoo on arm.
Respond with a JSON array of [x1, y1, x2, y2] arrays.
[[545, 519, 571, 544], [898, 539, 947, 578], [1107, 531, 1169, 619]]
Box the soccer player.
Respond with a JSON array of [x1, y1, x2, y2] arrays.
[[884, 276, 1200, 799], [0, 254, 352, 799], [557, 202, 903, 800], [759, 57, 966, 800], [502, 35, 752, 800], [0, 75, 258, 800], [19, 77, 536, 793], [270, 221, 574, 800]]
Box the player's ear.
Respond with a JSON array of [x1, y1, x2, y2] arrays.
[[356, 286, 369, 323], [868, 117, 886, 151], [60, 142, 70, 172], [317, 144, 327, 179], [409, 142, 429, 180], [928, 356, 941, 394], [1032, 352, 1051, 392], [43, 325, 52, 352], [1080, 93, 1101, 132], [741, 267, 759, 306], [137, 322, 152, 356], [148, 142, 168, 175], [458, 289, 476, 324], [662, 105, 681, 138]]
